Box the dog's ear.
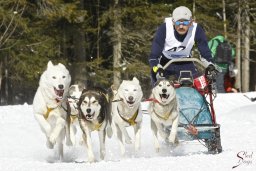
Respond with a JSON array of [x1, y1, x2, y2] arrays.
[[77, 89, 87, 107], [78, 84, 85, 91], [68, 85, 76, 95], [132, 77, 140, 84], [169, 80, 175, 87], [81, 88, 88, 94], [111, 84, 118, 95], [57, 63, 66, 70], [47, 61, 54, 68]]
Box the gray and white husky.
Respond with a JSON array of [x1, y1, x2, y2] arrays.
[[66, 84, 83, 146], [77, 87, 112, 162], [148, 79, 179, 152]]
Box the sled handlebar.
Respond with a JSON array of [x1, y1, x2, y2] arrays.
[[163, 58, 208, 70]]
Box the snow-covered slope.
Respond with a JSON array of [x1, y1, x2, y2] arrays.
[[0, 92, 256, 171]]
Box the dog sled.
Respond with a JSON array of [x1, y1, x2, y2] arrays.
[[163, 58, 222, 154]]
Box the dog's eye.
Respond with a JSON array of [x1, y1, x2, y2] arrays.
[[158, 84, 162, 87], [133, 89, 137, 92], [124, 89, 128, 92], [167, 84, 170, 87], [52, 76, 56, 79], [62, 76, 66, 78], [92, 100, 97, 104], [83, 101, 88, 105]]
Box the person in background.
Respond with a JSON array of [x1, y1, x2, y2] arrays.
[[148, 6, 218, 86], [208, 35, 236, 93], [224, 62, 239, 93]]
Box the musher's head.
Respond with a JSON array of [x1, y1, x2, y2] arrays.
[[172, 6, 192, 35]]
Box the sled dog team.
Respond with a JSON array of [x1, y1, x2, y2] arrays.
[[33, 61, 179, 162]]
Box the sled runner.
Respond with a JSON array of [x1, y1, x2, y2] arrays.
[[163, 58, 222, 154]]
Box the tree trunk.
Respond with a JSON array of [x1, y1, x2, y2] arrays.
[[193, 0, 196, 20], [97, 0, 100, 59], [241, 2, 250, 92], [235, 0, 241, 91], [113, 0, 122, 87], [222, 0, 227, 39], [71, 0, 87, 85]]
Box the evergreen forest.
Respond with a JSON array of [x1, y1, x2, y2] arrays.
[[0, 0, 256, 105]]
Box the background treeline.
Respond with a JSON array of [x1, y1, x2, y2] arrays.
[[0, 0, 255, 105]]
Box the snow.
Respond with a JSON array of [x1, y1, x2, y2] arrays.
[[1, 92, 256, 171]]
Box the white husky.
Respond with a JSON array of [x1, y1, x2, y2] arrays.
[[33, 61, 71, 161], [148, 79, 179, 152], [111, 77, 143, 155]]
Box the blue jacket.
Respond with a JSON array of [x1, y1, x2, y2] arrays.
[[149, 23, 213, 68]]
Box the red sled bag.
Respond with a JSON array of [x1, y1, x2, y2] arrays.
[[194, 75, 208, 95]]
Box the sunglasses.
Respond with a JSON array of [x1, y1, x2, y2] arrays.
[[174, 20, 190, 26]]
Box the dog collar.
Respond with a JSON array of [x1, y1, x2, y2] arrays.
[[153, 108, 171, 120], [117, 107, 139, 126]]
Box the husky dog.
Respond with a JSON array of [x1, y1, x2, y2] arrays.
[[77, 87, 112, 162], [111, 77, 143, 156], [148, 79, 179, 152], [66, 84, 83, 146], [33, 61, 71, 161]]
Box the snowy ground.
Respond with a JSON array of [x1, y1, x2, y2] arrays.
[[0, 92, 256, 171]]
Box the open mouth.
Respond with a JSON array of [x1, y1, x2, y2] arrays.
[[85, 112, 95, 120], [159, 93, 170, 101], [127, 100, 135, 105], [54, 87, 64, 100], [126, 100, 135, 107]]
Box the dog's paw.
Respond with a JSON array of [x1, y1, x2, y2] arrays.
[[100, 150, 106, 160], [79, 139, 84, 145], [167, 135, 179, 148], [49, 134, 57, 145], [106, 126, 113, 138], [159, 130, 168, 140], [67, 135, 76, 146], [88, 157, 96, 163], [66, 138, 73, 146], [155, 147, 160, 153], [46, 139, 54, 149], [168, 134, 176, 144], [120, 146, 126, 156], [135, 144, 140, 151], [154, 139, 160, 153], [125, 138, 132, 144]]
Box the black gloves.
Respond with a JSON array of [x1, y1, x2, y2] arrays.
[[153, 64, 165, 80], [205, 64, 219, 80], [156, 67, 164, 79]]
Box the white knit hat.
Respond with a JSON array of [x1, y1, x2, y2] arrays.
[[172, 6, 192, 22]]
